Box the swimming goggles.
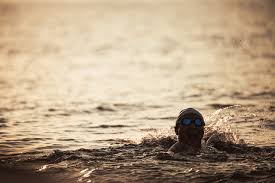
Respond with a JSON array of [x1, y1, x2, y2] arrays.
[[179, 118, 205, 127]]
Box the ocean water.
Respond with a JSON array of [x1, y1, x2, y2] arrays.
[[0, 0, 274, 182]]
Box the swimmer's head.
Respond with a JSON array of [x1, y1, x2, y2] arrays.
[[175, 108, 205, 144]]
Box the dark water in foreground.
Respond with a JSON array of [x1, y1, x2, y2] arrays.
[[0, 0, 274, 182], [1, 119, 275, 182]]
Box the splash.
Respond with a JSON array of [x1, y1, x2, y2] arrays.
[[205, 105, 274, 146], [139, 128, 176, 148], [204, 105, 243, 144], [132, 106, 245, 150]]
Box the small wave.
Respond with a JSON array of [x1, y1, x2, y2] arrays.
[[88, 124, 134, 129], [140, 116, 176, 120], [95, 104, 116, 112], [0, 117, 8, 127], [250, 91, 275, 97], [262, 119, 275, 130], [269, 105, 275, 112], [48, 108, 56, 112], [0, 117, 7, 123], [95, 139, 135, 144], [57, 138, 80, 142], [233, 91, 275, 99], [207, 103, 236, 109], [139, 128, 159, 132], [0, 124, 8, 128]]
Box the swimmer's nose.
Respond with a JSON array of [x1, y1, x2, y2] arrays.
[[190, 123, 196, 128]]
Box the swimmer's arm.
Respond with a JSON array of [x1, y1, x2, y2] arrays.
[[168, 142, 184, 153], [205, 133, 221, 146], [168, 143, 177, 153]]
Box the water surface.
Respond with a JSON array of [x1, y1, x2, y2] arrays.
[[0, 0, 274, 182]]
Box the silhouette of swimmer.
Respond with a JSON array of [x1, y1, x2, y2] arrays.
[[169, 108, 205, 153]]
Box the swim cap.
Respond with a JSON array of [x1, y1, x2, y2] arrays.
[[176, 108, 204, 125]]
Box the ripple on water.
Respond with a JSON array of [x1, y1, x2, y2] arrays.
[[88, 124, 135, 128], [261, 119, 275, 130], [207, 103, 236, 109], [0, 117, 8, 128]]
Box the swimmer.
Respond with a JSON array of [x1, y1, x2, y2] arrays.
[[168, 108, 205, 153]]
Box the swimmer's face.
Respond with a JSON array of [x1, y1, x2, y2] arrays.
[[175, 113, 204, 142]]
